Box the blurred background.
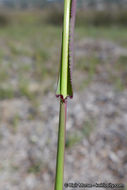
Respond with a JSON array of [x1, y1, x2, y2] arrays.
[[0, 0, 127, 189]]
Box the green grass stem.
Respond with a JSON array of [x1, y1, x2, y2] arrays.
[[54, 100, 67, 190]]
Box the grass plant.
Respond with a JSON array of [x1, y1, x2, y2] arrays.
[[54, 0, 77, 190]]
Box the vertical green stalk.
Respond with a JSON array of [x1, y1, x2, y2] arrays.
[[56, 0, 72, 99], [55, 1, 70, 189], [61, 0, 71, 98], [55, 0, 76, 189], [54, 100, 67, 190]]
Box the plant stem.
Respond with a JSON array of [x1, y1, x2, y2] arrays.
[[61, 0, 71, 98], [54, 99, 67, 190]]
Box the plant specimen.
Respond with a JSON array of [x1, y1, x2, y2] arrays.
[[55, 0, 77, 190]]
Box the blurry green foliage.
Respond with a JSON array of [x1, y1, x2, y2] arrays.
[[76, 10, 127, 27], [19, 81, 35, 100], [1, 9, 127, 27], [0, 87, 14, 100], [0, 14, 10, 26], [28, 163, 42, 174], [82, 120, 95, 138], [65, 133, 82, 148]]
